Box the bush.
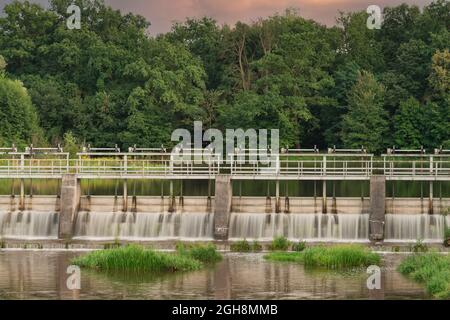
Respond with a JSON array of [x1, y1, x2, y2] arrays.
[[269, 236, 290, 251], [72, 245, 201, 273], [292, 241, 306, 252]]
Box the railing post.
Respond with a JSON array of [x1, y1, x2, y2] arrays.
[[429, 180, 434, 214], [19, 178, 25, 211], [124, 155, 128, 176], [123, 179, 128, 212]]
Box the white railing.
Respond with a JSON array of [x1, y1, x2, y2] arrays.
[[0, 154, 448, 179]]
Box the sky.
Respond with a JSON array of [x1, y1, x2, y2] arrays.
[[0, 0, 435, 34]]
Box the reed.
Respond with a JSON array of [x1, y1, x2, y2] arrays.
[[269, 236, 290, 251], [176, 242, 222, 263], [264, 245, 380, 269], [72, 245, 201, 273]]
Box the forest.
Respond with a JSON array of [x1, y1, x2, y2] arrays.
[[0, 0, 448, 153]]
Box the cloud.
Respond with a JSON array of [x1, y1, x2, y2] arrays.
[[105, 0, 433, 34], [0, 0, 434, 35]]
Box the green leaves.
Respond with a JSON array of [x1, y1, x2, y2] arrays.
[[341, 71, 388, 153]]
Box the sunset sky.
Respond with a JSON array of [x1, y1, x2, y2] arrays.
[[1, 0, 434, 34]]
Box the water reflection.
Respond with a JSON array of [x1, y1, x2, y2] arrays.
[[0, 251, 426, 300]]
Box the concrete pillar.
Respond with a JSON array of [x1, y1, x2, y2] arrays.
[[19, 178, 25, 211], [214, 175, 232, 240], [58, 174, 80, 239], [322, 180, 327, 214], [123, 179, 128, 212], [275, 180, 281, 213], [429, 181, 433, 215], [369, 176, 386, 242]]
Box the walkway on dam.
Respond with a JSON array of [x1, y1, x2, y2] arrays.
[[0, 149, 449, 181]]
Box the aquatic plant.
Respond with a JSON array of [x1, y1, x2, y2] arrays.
[[269, 236, 290, 251], [411, 239, 429, 253], [230, 240, 251, 252], [176, 242, 222, 263], [398, 253, 450, 299], [292, 241, 306, 252], [230, 240, 263, 252], [72, 245, 202, 273], [251, 240, 263, 252], [265, 245, 380, 269]]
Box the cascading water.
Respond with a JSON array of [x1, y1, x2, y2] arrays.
[[0, 211, 59, 239], [73, 211, 214, 240], [228, 213, 369, 241], [385, 214, 450, 242]]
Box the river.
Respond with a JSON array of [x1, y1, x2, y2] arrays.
[[0, 251, 426, 300]]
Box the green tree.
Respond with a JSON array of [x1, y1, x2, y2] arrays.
[[341, 71, 388, 152], [63, 131, 79, 158], [0, 57, 44, 146], [394, 98, 423, 148]]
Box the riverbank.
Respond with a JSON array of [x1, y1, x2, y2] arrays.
[[1, 238, 450, 253]]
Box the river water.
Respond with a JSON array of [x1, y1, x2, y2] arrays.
[[0, 251, 426, 300]]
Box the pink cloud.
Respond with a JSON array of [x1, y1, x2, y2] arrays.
[[105, 0, 433, 35]]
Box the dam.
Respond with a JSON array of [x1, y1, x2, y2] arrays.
[[0, 146, 449, 244]]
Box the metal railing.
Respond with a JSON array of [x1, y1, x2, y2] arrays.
[[0, 153, 449, 179]]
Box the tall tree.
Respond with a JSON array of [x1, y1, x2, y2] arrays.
[[341, 71, 388, 152], [0, 56, 44, 146]]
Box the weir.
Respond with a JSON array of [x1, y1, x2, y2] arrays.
[[0, 148, 449, 243]]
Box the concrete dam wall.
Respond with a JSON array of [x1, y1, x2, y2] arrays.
[[0, 175, 449, 242]]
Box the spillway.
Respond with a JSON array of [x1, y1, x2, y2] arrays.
[[385, 214, 450, 242], [228, 213, 369, 242], [73, 211, 214, 240], [0, 211, 59, 240]]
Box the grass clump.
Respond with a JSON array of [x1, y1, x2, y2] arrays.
[[72, 245, 202, 273], [411, 239, 429, 253], [251, 240, 263, 252], [230, 240, 251, 252], [230, 240, 263, 252], [264, 245, 380, 269], [269, 236, 290, 251], [176, 242, 222, 263], [398, 253, 450, 299], [264, 252, 304, 263], [292, 241, 306, 252], [444, 228, 450, 247]]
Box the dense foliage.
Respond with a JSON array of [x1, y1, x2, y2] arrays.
[[0, 0, 448, 153], [398, 253, 450, 299]]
